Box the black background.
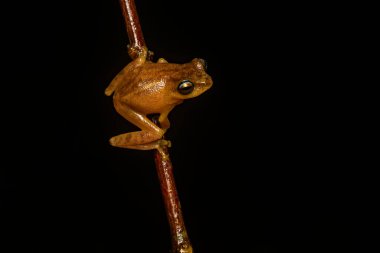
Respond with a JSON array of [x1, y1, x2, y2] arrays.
[[2, 1, 356, 252]]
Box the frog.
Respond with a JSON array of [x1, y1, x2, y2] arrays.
[[105, 47, 213, 155]]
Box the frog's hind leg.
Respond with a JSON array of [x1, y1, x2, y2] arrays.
[[109, 131, 162, 149], [121, 140, 171, 150], [109, 102, 165, 149], [122, 140, 172, 159]]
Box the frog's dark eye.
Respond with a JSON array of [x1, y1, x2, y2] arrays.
[[177, 80, 194, 95]]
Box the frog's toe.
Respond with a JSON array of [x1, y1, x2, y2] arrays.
[[109, 137, 117, 146], [158, 139, 171, 148]]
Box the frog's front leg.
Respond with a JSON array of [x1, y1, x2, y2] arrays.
[[158, 106, 174, 131], [110, 101, 166, 150], [105, 47, 148, 96]]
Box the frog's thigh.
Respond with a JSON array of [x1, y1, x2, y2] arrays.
[[111, 102, 164, 147], [110, 130, 160, 147], [115, 102, 163, 135]]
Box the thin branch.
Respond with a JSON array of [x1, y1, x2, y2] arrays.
[[153, 119, 193, 253], [118, 1, 193, 252], [119, 0, 152, 60]]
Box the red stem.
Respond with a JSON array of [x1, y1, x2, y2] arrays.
[[119, 0, 148, 59], [154, 146, 193, 253], [118, 1, 192, 252]]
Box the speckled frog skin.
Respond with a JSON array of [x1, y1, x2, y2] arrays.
[[105, 47, 212, 151]]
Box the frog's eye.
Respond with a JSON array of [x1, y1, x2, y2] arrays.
[[177, 80, 194, 95]]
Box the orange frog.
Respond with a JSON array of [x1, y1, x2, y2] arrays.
[[105, 47, 212, 154]]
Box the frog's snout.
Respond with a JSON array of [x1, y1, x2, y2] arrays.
[[199, 58, 207, 70], [192, 58, 208, 72], [205, 74, 213, 89]]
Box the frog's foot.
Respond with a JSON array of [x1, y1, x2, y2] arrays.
[[113, 139, 171, 159], [127, 44, 145, 60], [156, 139, 171, 160], [127, 44, 153, 61], [158, 139, 171, 148]]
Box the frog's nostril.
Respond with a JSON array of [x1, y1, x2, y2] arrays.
[[199, 59, 207, 70]]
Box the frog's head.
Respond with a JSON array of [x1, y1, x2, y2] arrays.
[[172, 58, 213, 100]]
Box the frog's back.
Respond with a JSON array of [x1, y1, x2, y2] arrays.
[[116, 61, 185, 98], [105, 60, 139, 96], [114, 61, 187, 114]]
